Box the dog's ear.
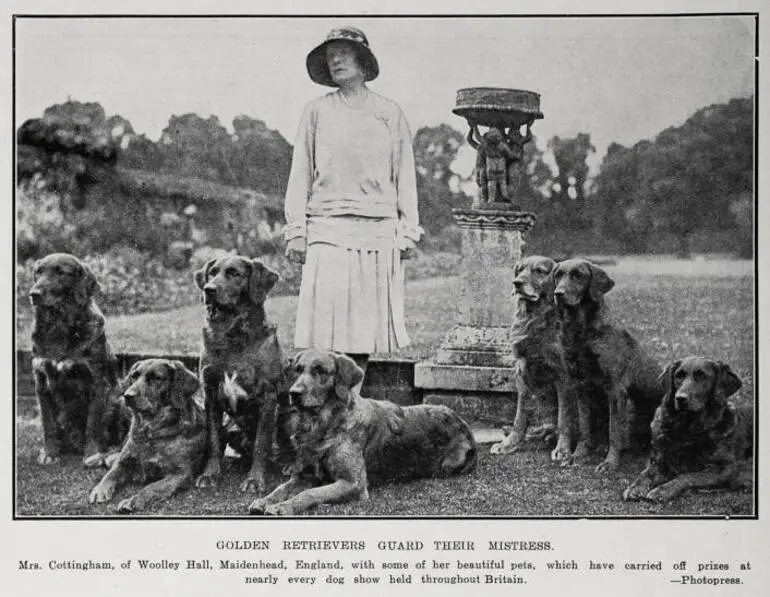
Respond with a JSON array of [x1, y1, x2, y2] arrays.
[[541, 258, 557, 297], [658, 360, 681, 411], [588, 262, 615, 302], [248, 259, 280, 306], [168, 360, 200, 413], [284, 351, 304, 383], [32, 258, 42, 282], [76, 261, 100, 304], [334, 354, 364, 401], [193, 259, 216, 290], [713, 361, 742, 405]]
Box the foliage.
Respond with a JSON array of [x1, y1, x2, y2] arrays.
[[16, 249, 199, 322], [413, 124, 471, 233], [17, 101, 122, 209], [592, 97, 753, 257], [547, 133, 596, 228]]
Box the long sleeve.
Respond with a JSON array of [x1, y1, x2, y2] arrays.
[[393, 109, 424, 247], [283, 103, 316, 242]]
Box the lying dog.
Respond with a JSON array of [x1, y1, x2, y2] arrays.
[[623, 357, 752, 502], [249, 351, 477, 516], [553, 259, 662, 471], [89, 359, 207, 513], [490, 256, 567, 456], [193, 255, 292, 494], [29, 252, 125, 467]]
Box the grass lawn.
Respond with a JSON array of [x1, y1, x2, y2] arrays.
[[15, 257, 755, 517]]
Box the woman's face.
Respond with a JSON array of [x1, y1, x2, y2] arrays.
[[326, 41, 364, 86]]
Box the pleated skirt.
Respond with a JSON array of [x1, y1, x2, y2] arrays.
[[294, 242, 410, 354]]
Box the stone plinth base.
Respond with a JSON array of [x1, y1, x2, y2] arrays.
[[415, 361, 518, 425], [414, 208, 534, 425]]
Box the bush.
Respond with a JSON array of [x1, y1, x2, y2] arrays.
[[16, 248, 199, 321]]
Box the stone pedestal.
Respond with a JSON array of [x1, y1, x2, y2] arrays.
[[415, 207, 536, 424]]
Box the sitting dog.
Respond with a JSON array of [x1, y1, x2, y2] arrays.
[[490, 256, 568, 457], [89, 359, 207, 513], [193, 255, 292, 494], [553, 259, 662, 471], [623, 357, 752, 502], [29, 252, 125, 467], [249, 351, 477, 516]]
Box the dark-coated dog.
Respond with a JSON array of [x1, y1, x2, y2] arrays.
[[89, 359, 207, 513], [623, 357, 752, 502], [29, 253, 126, 467], [248, 351, 477, 516], [491, 256, 569, 457], [193, 255, 292, 494], [553, 259, 662, 472]]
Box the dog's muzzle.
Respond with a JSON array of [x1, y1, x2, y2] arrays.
[[203, 286, 218, 303], [123, 390, 155, 416]]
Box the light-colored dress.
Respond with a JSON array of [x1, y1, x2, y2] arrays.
[[283, 89, 422, 353]]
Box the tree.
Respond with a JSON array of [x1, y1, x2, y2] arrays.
[[230, 115, 292, 196], [412, 124, 469, 233], [157, 113, 235, 184], [593, 97, 752, 256], [547, 133, 596, 227], [17, 100, 119, 209]]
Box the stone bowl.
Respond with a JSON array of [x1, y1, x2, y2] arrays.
[[453, 87, 544, 128]]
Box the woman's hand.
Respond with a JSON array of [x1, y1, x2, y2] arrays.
[[400, 239, 417, 261], [286, 237, 307, 264]]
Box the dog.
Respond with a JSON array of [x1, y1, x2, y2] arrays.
[[623, 357, 752, 502], [248, 350, 477, 516], [490, 256, 570, 457], [553, 259, 662, 471], [29, 252, 126, 467], [193, 255, 292, 494], [89, 359, 207, 513]]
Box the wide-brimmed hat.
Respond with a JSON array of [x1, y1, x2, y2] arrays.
[[306, 26, 380, 87]]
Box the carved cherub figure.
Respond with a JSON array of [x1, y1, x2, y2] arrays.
[[505, 122, 533, 199], [467, 125, 516, 203]]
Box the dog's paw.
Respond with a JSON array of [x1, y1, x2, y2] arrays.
[[239, 476, 265, 494], [103, 452, 120, 469], [645, 485, 678, 503], [89, 483, 115, 504], [83, 452, 106, 468], [195, 471, 221, 489], [490, 439, 520, 455], [595, 458, 619, 474], [248, 499, 268, 515], [622, 483, 648, 502], [550, 442, 572, 464], [117, 495, 143, 514], [37, 447, 59, 465], [264, 503, 294, 516]]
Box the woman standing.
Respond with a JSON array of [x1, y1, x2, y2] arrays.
[[284, 26, 422, 379]]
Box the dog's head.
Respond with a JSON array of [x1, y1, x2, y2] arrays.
[[121, 359, 200, 423], [29, 253, 100, 310], [660, 356, 742, 415], [193, 255, 279, 316], [553, 259, 615, 307], [287, 350, 364, 411], [512, 256, 557, 303]]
